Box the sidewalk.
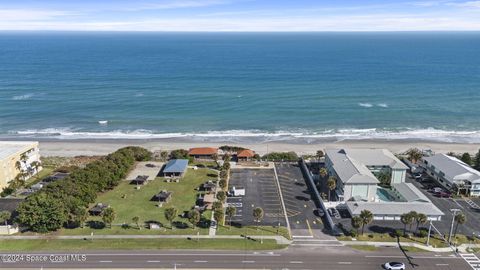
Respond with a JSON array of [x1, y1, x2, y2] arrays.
[[0, 234, 292, 245], [341, 240, 480, 253]]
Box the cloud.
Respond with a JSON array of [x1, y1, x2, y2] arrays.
[[0, 9, 73, 21], [122, 0, 231, 11], [450, 1, 480, 8]]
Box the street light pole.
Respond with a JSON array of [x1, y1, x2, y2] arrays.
[[448, 209, 461, 244], [426, 221, 432, 246]]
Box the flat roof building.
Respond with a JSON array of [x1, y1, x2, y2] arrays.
[[0, 141, 41, 190], [423, 154, 480, 196]]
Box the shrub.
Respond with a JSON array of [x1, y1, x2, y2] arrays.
[[417, 228, 428, 238], [170, 149, 189, 160], [262, 151, 298, 161], [350, 229, 357, 237]]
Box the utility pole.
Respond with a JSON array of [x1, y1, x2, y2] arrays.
[[426, 221, 432, 246], [448, 209, 461, 244]]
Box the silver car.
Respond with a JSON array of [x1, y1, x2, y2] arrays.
[[383, 261, 405, 270]]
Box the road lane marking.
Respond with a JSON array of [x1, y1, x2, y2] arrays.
[[306, 219, 314, 237], [242, 260, 255, 263], [289, 261, 303, 264], [147, 260, 160, 263], [338, 262, 352, 264], [99, 261, 112, 263], [436, 263, 449, 266], [194, 260, 208, 263]]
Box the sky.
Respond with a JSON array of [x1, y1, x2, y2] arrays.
[[1, 0, 480, 31]]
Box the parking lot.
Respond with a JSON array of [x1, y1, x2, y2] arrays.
[[407, 172, 480, 236], [275, 162, 325, 237], [226, 168, 286, 227], [337, 172, 480, 237]]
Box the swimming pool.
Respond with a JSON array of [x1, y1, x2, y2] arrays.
[[377, 188, 397, 202]]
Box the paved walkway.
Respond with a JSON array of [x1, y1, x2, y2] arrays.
[[341, 240, 480, 253]]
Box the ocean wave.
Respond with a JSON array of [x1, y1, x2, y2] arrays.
[[9, 127, 480, 143], [12, 93, 35, 100], [377, 103, 388, 108], [358, 103, 373, 108]]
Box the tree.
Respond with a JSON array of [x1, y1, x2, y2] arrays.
[[220, 170, 228, 180], [164, 207, 177, 229], [376, 170, 392, 187], [359, 210, 373, 235], [461, 153, 472, 165], [15, 161, 22, 172], [212, 201, 223, 211], [474, 149, 480, 171], [326, 176, 337, 201], [407, 211, 418, 233], [30, 161, 41, 179], [319, 168, 328, 179], [102, 207, 116, 228], [132, 216, 140, 229], [253, 207, 264, 230], [225, 206, 236, 229], [222, 161, 231, 171], [216, 191, 226, 202], [454, 213, 466, 237], [214, 210, 224, 225], [415, 213, 427, 234], [16, 193, 67, 233], [351, 216, 362, 236], [219, 179, 227, 190], [212, 153, 219, 162], [0, 211, 11, 226], [316, 150, 324, 160], [160, 151, 169, 162], [187, 210, 201, 229], [400, 212, 414, 236], [223, 154, 231, 162], [406, 148, 423, 164], [170, 149, 189, 160]]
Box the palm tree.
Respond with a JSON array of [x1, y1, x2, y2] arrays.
[[164, 207, 177, 230], [132, 216, 140, 229], [253, 207, 264, 230], [415, 213, 427, 234], [406, 148, 423, 164], [400, 213, 414, 236], [160, 151, 169, 162], [225, 206, 236, 229], [15, 161, 22, 172], [0, 211, 11, 234], [326, 176, 337, 201], [408, 211, 418, 233], [351, 216, 362, 236], [102, 208, 116, 228], [359, 210, 373, 235], [454, 213, 466, 237], [30, 161, 41, 179], [316, 150, 324, 160], [319, 168, 328, 179]]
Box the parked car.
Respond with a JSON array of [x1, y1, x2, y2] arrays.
[[413, 173, 422, 179], [435, 191, 451, 198], [314, 208, 325, 217], [327, 208, 333, 217], [383, 261, 405, 270], [145, 163, 156, 168], [430, 187, 444, 194], [329, 208, 341, 219]]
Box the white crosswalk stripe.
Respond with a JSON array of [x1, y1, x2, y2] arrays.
[[464, 198, 480, 210], [460, 253, 480, 270]]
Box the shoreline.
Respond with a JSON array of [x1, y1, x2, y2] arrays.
[[12, 138, 480, 157]]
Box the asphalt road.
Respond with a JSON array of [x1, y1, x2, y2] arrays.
[[0, 246, 471, 269]]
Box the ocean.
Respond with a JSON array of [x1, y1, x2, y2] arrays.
[[1, 32, 480, 143]]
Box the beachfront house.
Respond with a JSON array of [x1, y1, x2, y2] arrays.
[[188, 147, 218, 160], [0, 141, 41, 190], [161, 159, 188, 178], [422, 154, 480, 196], [325, 148, 443, 221]]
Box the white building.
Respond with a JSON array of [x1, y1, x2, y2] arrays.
[[325, 148, 408, 202], [325, 148, 443, 221], [423, 154, 480, 197], [0, 141, 41, 190]]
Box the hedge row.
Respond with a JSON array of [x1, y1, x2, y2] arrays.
[[16, 147, 151, 233]]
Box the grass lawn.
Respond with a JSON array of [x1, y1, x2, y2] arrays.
[[217, 225, 291, 240], [349, 245, 378, 251], [0, 239, 286, 251], [338, 233, 479, 248], [59, 168, 216, 235], [25, 167, 54, 188]]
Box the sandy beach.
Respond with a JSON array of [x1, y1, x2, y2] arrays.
[[34, 139, 480, 157]]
